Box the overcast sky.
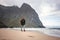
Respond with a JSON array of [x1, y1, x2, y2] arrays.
[[0, 0, 60, 28]]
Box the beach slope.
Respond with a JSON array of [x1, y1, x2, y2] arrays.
[[0, 29, 60, 40]]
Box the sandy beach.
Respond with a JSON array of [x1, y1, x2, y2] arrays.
[[0, 29, 60, 40]]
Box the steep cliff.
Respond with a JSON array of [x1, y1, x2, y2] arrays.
[[0, 3, 45, 28]]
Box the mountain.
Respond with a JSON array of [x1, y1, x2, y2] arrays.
[[0, 3, 45, 28]]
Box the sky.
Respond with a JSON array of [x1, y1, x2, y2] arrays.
[[0, 0, 60, 28]]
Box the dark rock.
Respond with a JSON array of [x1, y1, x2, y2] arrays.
[[0, 3, 45, 28]]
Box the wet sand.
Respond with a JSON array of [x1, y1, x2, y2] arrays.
[[0, 29, 60, 40]]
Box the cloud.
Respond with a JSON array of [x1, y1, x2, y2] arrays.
[[0, 0, 60, 27], [0, 0, 24, 7]]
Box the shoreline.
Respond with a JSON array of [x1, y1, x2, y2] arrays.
[[0, 29, 60, 40]]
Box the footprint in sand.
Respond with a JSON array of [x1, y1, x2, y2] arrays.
[[1, 39, 10, 40], [1, 39, 7, 40], [28, 35, 34, 38]]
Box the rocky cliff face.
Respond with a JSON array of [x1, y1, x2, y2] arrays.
[[0, 3, 45, 28]]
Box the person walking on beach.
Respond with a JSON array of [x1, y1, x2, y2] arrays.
[[20, 18, 25, 32]]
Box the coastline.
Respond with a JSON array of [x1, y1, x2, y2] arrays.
[[0, 28, 60, 40]]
